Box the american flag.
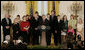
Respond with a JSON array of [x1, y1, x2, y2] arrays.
[[53, 1, 55, 11], [30, 1, 33, 17]]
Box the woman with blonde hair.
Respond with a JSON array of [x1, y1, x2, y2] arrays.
[[12, 18, 20, 45], [77, 17, 84, 41]]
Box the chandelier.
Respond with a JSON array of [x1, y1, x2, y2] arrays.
[[3, 1, 15, 14], [70, 1, 82, 19]]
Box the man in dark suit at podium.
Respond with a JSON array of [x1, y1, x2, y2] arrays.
[[2, 14, 12, 41], [31, 11, 42, 45], [35, 11, 42, 23]]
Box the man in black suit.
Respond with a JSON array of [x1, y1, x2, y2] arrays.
[[2, 14, 12, 41], [34, 11, 42, 38], [35, 11, 42, 22], [50, 10, 57, 45], [31, 12, 42, 45], [39, 15, 51, 46], [54, 15, 63, 45]]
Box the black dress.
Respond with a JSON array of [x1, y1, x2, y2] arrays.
[[12, 23, 20, 40]]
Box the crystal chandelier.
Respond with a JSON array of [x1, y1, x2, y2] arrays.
[[70, 1, 82, 19], [3, 1, 15, 14]]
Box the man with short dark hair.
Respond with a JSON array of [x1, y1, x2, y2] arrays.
[[50, 10, 57, 45], [35, 11, 42, 22], [54, 15, 63, 45], [31, 11, 42, 45]]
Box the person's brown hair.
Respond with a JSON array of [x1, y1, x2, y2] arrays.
[[35, 11, 39, 14], [47, 13, 50, 15], [26, 14, 29, 17], [62, 15, 68, 21], [69, 25, 72, 29], [70, 14, 74, 19], [22, 15, 26, 20], [17, 15, 20, 17], [51, 10, 55, 14]]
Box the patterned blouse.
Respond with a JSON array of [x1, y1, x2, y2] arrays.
[[68, 19, 77, 29]]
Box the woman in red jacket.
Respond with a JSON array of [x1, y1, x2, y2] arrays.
[[20, 15, 30, 44]]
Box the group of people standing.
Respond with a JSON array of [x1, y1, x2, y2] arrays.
[[1, 10, 84, 47]]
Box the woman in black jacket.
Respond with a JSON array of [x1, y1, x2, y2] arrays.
[[12, 18, 20, 45], [39, 14, 51, 46], [45, 14, 51, 46]]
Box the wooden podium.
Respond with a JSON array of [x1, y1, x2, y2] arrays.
[[38, 25, 50, 46]]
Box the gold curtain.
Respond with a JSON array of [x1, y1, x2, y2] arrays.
[[48, 1, 60, 44], [48, 1, 54, 15], [55, 1, 60, 16], [48, 1, 54, 44], [25, 1, 37, 16], [32, 1, 37, 16], [25, 1, 31, 15], [48, 1, 60, 15]]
